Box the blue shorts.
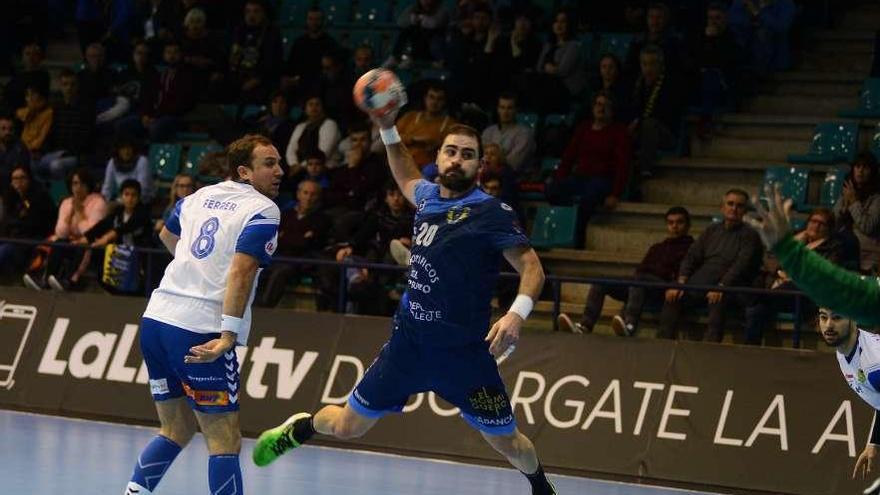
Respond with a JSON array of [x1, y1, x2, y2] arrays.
[[348, 323, 516, 435], [140, 317, 240, 413]]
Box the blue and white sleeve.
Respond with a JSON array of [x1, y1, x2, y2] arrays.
[[236, 206, 281, 267], [164, 198, 185, 236]]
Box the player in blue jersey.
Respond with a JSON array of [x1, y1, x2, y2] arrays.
[[254, 110, 556, 493], [124, 135, 283, 495]]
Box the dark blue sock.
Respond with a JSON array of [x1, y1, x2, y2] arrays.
[[209, 454, 243, 495], [126, 435, 182, 494]]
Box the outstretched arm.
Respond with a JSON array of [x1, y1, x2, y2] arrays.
[[485, 246, 545, 357], [366, 109, 422, 205]]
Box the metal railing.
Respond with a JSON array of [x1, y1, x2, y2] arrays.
[[0, 236, 810, 348]]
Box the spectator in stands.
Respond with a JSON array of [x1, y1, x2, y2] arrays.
[[226, 0, 283, 104], [396, 83, 457, 169], [834, 152, 880, 273], [593, 54, 631, 123], [629, 45, 683, 182], [288, 149, 332, 193], [101, 136, 153, 202], [481, 173, 502, 198], [259, 91, 295, 161], [116, 39, 195, 143], [1, 43, 50, 114], [727, 0, 795, 75], [387, 0, 450, 68], [312, 51, 356, 130], [180, 7, 225, 100], [75, 0, 106, 55], [137, 0, 182, 60], [445, 4, 494, 107], [84, 178, 153, 248], [283, 7, 340, 100], [101, 0, 138, 63], [196, 150, 227, 184], [38, 70, 94, 181], [15, 85, 53, 156], [495, 14, 542, 93], [625, 2, 691, 80], [533, 9, 587, 113], [480, 143, 518, 206], [23, 167, 107, 290], [77, 43, 115, 103], [547, 91, 631, 248], [0, 116, 30, 185], [658, 189, 764, 342], [694, 2, 739, 140], [255, 178, 331, 307], [352, 45, 374, 79], [0, 164, 55, 273], [325, 122, 388, 214], [285, 95, 341, 172], [481, 92, 536, 174], [558, 206, 694, 336], [337, 119, 385, 157], [325, 182, 415, 315], [154, 173, 195, 233], [747, 207, 842, 342], [101, 41, 159, 127]]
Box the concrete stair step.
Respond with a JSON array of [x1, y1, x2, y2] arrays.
[[590, 202, 717, 226], [539, 249, 643, 280], [742, 94, 858, 117], [657, 156, 786, 172], [841, 8, 880, 30], [583, 224, 705, 253], [690, 135, 809, 161], [641, 176, 763, 206], [770, 70, 867, 83], [761, 79, 863, 97], [797, 55, 872, 73]]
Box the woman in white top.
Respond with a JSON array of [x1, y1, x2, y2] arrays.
[[285, 95, 341, 174]]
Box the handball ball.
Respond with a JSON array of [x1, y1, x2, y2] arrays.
[[353, 68, 407, 118]]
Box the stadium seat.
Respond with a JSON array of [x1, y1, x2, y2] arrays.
[[543, 113, 574, 128], [184, 143, 223, 177], [597, 33, 633, 61], [531, 205, 578, 249], [279, 0, 307, 26], [872, 123, 880, 162], [819, 165, 850, 208], [149, 143, 183, 182], [281, 28, 302, 57], [241, 104, 266, 121], [48, 180, 68, 206], [289, 106, 303, 122], [353, 0, 393, 26], [175, 131, 210, 142], [579, 33, 598, 70], [516, 112, 539, 131], [319, 0, 352, 26], [762, 166, 810, 211], [838, 78, 880, 119], [787, 122, 859, 165], [541, 157, 560, 175]]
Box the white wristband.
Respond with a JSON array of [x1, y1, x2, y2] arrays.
[[508, 294, 534, 320], [380, 126, 401, 145], [221, 314, 243, 335]]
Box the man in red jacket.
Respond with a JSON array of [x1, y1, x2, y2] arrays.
[[558, 206, 693, 335], [546, 91, 630, 248]]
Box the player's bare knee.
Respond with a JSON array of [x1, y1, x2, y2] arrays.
[[160, 423, 195, 447], [205, 427, 241, 455]]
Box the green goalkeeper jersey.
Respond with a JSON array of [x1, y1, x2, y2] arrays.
[[773, 234, 880, 326]]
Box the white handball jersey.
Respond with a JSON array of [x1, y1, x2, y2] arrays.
[[837, 329, 880, 410], [143, 180, 280, 345]]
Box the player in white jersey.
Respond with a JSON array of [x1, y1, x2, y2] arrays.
[[818, 307, 880, 483], [124, 135, 282, 495]]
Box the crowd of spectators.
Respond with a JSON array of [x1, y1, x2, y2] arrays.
[[0, 0, 874, 345]]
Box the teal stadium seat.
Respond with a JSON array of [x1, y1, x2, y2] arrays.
[[541, 157, 560, 175], [579, 33, 597, 71], [49, 180, 69, 206], [598, 33, 633, 61], [353, 0, 393, 26], [531, 205, 578, 249], [787, 122, 859, 165], [319, 0, 352, 26], [184, 143, 223, 177], [281, 28, 302, 58], [149, 143, 183, 182], [872, 123, 880, 162], [516, 112, 539, 131], [279, 0, 307, 26], [820, 165, 850, 208], [839, 78, 880, 119], [762, 166, 810, 211]]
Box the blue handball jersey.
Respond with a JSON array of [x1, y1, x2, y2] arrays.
[[398, 180, 530, 347]]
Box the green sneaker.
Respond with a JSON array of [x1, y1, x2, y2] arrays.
[[252, 412, 311, 467]]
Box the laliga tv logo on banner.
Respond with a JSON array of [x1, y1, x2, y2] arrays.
[[0, 301, 37, 390]]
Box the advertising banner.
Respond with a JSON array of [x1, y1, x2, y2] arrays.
[[0, 288, 869, 494]]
